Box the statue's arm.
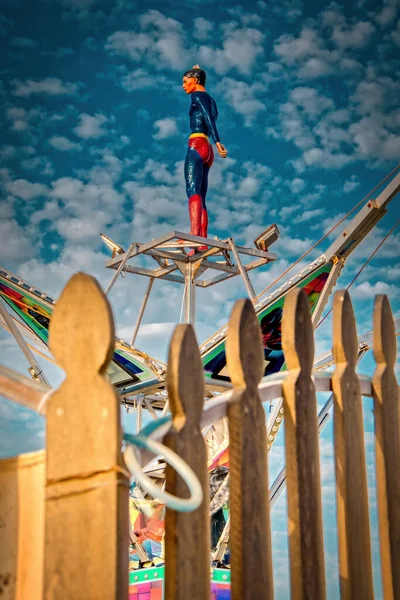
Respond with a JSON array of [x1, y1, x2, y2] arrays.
[[194, 95, 228, 158], [193, 93, 221, 144]]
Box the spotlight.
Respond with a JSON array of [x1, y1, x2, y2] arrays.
[[254, 224, 280, 251], [100, 233, 126, 257]]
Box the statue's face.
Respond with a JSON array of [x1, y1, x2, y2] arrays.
[[182, 76, 197, 94]]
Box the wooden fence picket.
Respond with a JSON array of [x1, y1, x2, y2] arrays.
[[225, 298, 274, 600], [164, 324, 210, 600], [44, 273, 130, 599], [331, 290, 373, 600], [2, 270, 400, 600], [281, 288, 326, 600], [372, 295, 400, 600]]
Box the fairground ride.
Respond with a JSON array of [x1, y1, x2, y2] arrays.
[[1, 167, 399, 594]]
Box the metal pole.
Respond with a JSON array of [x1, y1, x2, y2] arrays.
[[130, 278, 154, 347], [0, 298, 50, 386], [228, 239, 256, 300], [136, 396, 143, 433], [105, 243, 135, 296], [269, 344, 371, 508], [184, 262, 196, 324]]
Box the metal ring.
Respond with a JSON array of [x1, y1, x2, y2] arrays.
[[123, 433, 203, 513]]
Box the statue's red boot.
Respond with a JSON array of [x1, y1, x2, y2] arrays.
[[198, 207, 209, 252]]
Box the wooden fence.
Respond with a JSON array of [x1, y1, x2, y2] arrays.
[[0, 272, 399, 600]]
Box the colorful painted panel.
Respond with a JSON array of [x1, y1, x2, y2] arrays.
[[0, 278, 51, 344], [202, 262, 332, 382], [128, 568, 231, 599], [0, 274, 160, 391]]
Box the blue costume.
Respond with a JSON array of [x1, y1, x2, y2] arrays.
[[184, 91, 221, 244]]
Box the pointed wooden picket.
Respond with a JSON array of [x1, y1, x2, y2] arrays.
[[44, 273, 129, 600], [164, 324, 210, 600], [331, 290, 373, 600], [372, 295, 400, 600], [282, 288, 326, 600], [226, 298, 274, 600]]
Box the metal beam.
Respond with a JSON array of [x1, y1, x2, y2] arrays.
[[105, 242, 136, 295], [325, 172, 400, 260], [184, 262, 196, 324], [131, 278, 154, 347], [0, 298, 50, 386], [119, 265, 185, 284], [228, 238, 256, 300], [311, 259, 344, 326]]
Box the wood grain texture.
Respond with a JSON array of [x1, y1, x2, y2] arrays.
[[372, 295, 400, 600], [282, 288, 326, 600], [0, 451, 45, 600], [164, 324, 210, 600], [331, 290, 373, 600], [44, 273, 129, 600], [226, 298, 274, 600]]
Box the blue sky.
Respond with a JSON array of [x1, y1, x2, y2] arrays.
[[0, 0, 399, 597]]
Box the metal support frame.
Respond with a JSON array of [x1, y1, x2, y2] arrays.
[[184, 262, 196, 324], [103, 230, 277, 341], [104, 231, 276, 289], [136, 395, 143, 434], [105, 242, 136, 296], [311, 258, 345, 326], [0, 298, 50, 386], [227, 238, 256, 300], [131, 278, 155, 347]]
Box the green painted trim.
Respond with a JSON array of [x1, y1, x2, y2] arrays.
[[129, 566, 231, 586], [129, 566, 164, 584], [212, 568, 231, 583]]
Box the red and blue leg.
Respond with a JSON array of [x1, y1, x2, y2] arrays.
[[184, 146, 204, 237]]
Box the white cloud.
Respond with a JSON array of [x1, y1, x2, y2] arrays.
[[152, 118, 179, 140], [193, 17, 214, 40], [332, 21, 375, 49], [12, 77, 80, 96], [375, 4, 398, 27], [274, 26, 324, 66], [106, 30, 154, 61], [6, 107, 39, 132], [349, 116, 400, 160], [219, 78, 266, 126], [289, 177, 305, 193], [0, 218, 33, 261], [292, 207, 325, 224], [120, 68, 169, 92], [198, 27, 265, 75], [106, 10, 187, 70], [351, 77, 400, 115], [277, 101, 316, 150], [49, 135, 81, 151], [351, 280, 400, 300], [5, 179, 48, 200], [290, 87, 333, 117], [298, 58, 334, 79], [293, 147, 354, 171], [73, 113, 109, 139], [343, 176, 360, 194]]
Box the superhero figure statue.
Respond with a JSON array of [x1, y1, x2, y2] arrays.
[[182, 65, 227, 255]]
